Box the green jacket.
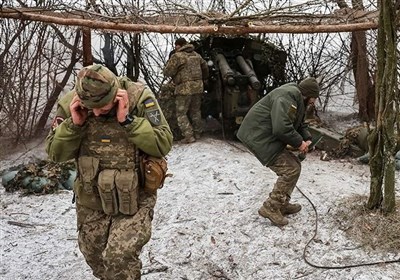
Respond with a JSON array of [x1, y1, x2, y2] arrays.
[[237, 82, 312, 166], [163, 44, 209, 95], [46, 77, 173, 162]]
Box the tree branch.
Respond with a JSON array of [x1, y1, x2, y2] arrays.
[[0, 8, 382, 34]]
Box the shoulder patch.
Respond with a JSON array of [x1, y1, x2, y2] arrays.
[[52, 116, 65, 131], [144, 98, 155, 108], [146, 108, 161, 126]]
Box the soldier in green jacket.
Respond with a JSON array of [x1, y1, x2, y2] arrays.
[[163, 38, 209, 144], [46, 64, 173, 279], [237, 78, 320, 227]]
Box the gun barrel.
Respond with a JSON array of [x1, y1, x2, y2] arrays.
[[236, 55, 261, 90], [216, 54, 235, 86]]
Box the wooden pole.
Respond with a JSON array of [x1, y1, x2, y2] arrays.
[[0, 9, 381, 34]]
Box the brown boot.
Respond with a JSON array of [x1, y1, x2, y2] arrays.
[[281, 202, 301, 215], [258, 201, 288, 226]]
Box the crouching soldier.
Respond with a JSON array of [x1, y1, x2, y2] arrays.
[[46, 64, 173, 279], [237, 77, 320, 227]]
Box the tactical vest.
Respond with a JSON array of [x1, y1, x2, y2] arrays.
[[76, 115, 139, 215], [80, 116, 136, 169], [179, 52, 203, 83]]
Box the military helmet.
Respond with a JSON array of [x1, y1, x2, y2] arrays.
[[75, 64, 119, 109]]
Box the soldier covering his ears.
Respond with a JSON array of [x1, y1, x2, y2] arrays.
[[46, 64, 173, 279]]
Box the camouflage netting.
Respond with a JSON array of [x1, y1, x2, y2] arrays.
[[1, 160, 76, 195], [329, 125, 369, 158]]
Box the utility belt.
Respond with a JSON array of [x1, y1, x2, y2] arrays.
[[77, 155, 169, 215]]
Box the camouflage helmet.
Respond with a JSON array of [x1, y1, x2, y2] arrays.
[[75, 64, 119, 109]]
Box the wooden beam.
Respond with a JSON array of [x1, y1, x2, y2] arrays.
[[82, 27, 93, 66], [0, 9, 380, 34]]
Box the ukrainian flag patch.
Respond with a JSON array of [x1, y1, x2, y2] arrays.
[[101, 136, 111, 143], [144, 98, 155, 108]]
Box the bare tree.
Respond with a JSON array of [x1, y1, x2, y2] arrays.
[[0, 15, 81, 147], [0, 0, 395, 148], [34, 29, 81, 136], [366, 0, 398, 213], [335, 0, 376, 121]]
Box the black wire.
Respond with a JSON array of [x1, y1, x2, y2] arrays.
[[228, 140, 400, 268], [296, 185, 400, 269]]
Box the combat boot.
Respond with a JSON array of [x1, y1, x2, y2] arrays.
[[281, 202, 302, 215], [258, 201, 288, 226]]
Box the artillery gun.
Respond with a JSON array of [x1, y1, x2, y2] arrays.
[[159, 35, 287, 139]]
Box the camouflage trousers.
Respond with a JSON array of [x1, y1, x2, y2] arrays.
[[266, 149, 301, 207], [76, 191, 157, 280], [176, 94, 203, 139]]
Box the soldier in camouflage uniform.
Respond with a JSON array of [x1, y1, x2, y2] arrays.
[[163, 38, 209, 143], [46, 64, 173, 279], [237, 78, 320, 227], [158, 81, 182, 140]]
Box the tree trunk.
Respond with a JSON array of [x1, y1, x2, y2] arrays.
[[350, 0, 375, 121], [121, 33, 140, 82], [336, 0, 375, 121], [102, 33, 118, 75], [367, 0, 397, 213], [82, 27, 93, 66], [351, 30, 375, 121]]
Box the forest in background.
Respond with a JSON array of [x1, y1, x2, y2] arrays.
[[1, 0, 398, 146], [0, 0, 398, 223]]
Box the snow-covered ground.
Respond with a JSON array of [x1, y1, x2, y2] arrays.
[[1, 134, 399, 280]]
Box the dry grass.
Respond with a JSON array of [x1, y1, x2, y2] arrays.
[[334, 195, 400, 253]]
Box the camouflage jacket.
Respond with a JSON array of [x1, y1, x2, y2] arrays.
[[46, 77, 173, 163], [237, 83, 312, 166], [163, 44, 209, 95]]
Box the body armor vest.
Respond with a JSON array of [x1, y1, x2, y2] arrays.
[[76, 115, 139, 215], [79, 116, 136, 170], [178, 53, 203, 83]]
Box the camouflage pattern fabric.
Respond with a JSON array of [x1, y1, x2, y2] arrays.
[[163, 44, 208, 96], [2, 160, 75, 194], [330, 126, 368, 158], [158, 82, 182, 140], [77, 190, 156, 280], [176, 94, 203, 139], [46, 71, 172, 280], [76, 64, 120, 109], [265, 149, 301, 207], [73, 115, 137, 211]]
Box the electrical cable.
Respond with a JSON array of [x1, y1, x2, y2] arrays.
[[296, 185, 400, 269], [227, 141, 400, 269]]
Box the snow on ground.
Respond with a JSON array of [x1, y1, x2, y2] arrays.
[[1, 136, 399, 280]]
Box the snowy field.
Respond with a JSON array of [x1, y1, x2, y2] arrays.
[[1, 135, 399, 280]]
